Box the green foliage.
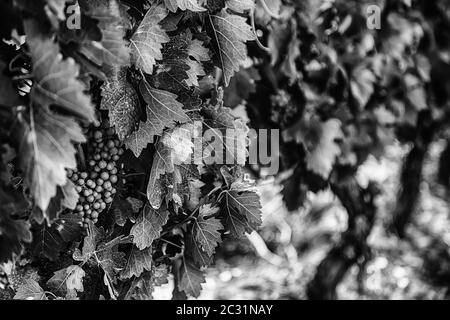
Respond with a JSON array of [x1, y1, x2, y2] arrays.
[[18, 107, 85, 215], [130, 4, 169, 75], [178, 258, 205, 298], [1, 0, 449, 301], [124, 80, 189, 157], [100, 67, 141, 141], [130, 205, 169, 250], [13, 278, 47, 300], [208, 7, 256, 86]]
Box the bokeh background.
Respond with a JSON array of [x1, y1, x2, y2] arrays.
[[154, 140, 450, 299]]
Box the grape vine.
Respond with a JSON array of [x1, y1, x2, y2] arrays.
[[0, 0, 449, 300]]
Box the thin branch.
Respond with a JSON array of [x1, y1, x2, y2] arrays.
[[251, 9, 270, 53], [258, 0, 281, 20]]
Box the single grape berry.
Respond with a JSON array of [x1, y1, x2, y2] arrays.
[[104, 181, 112, 190], [93, 131, 102, 141], [100, 172, 109, 180]]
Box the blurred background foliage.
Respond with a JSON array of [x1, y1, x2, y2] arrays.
[[154, 141, 450, 299], [155, 0, 450, 299]]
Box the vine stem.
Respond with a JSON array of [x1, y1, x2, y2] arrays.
[[206, 185, 223, 198], [53, 260, 88, 295], [250, 8, 270, 53], [76, 144, 87, 172], [123, 172, 146, 178], [159, 185, 225, 236], [258, 0, 282, 20], [44, 291, 58, 300], [160, 238, 183, 249], [160, 211, 197, 236], [137, 191, 147, 198], [9, 53, 27, 73], [12, 74, 33, 82]]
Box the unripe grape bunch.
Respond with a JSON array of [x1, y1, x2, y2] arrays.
[[67, 122, 124, 228], [270, 89, 298, 127]]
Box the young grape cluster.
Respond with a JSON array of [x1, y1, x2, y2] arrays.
[[270, 90, 298, 128], [67, 124, 124, 228]]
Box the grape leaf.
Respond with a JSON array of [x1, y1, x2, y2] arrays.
[[53, 212, 83, 242], [24, 20, 96, 122], [267, 18, 301, 82], [130, 205, 169, 250], [31, 222, 65, 261], [161, 124, 197, 166], [308, 120, 343, 178], [73, 223, 102, 262], [221, 189, 262, 238], [226, 0, 255, 13], [30, 211, 81, 261], [124, 80, 189, 157], [47, 265, 85, 298], [404, 73, 427, 111], [100, 67, 141, 140], [13, 278, 47, 300], [59, 180, 79, 210], [208, 8, 256, 86], [384, 13, 423, 60], [187, 35, 210, 62], [267, 20, 289, 66], [280, 32, 300, 83], [283, 118, 343, 179], [185, 226, 213, 267], [127, 197, 145, 213], [0, 210, 32, 263], [146, 124, 197, 207], [147, 140, 174, 209], [281, 166, 307, 211], [186, 178, 205, 210], [255, 0, 280, 24], [351, 66, 375, 109], [164, 0, 206, 12], [203, 100, 250, 165], [125, 272, 153, 300], [121, 246, 153, 279], [46, 0, 71, 20], [170, 164, 201, 208], [17, 106, 86, 213], [224, 67, 260, 107], [79, 0, 130, 68], [194, 204, 222, 256], [185, 195, 221, 268], [185, 32, 209, 87], [73, 223, 128, 293], [151, 32, 191, 93], [125, 264, 169, 300], [152, 264, 170, 286], [130, 5, 170, 75], [112, 196, 142, 226], [178, 258, 205, 298], [73, 223, 128, 264], [185, 59, 206, 87], [30, 180, 79, 224]]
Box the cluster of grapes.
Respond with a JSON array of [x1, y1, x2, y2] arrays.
[[270, 90, 298, 128], [67, 125, 124, 228]]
